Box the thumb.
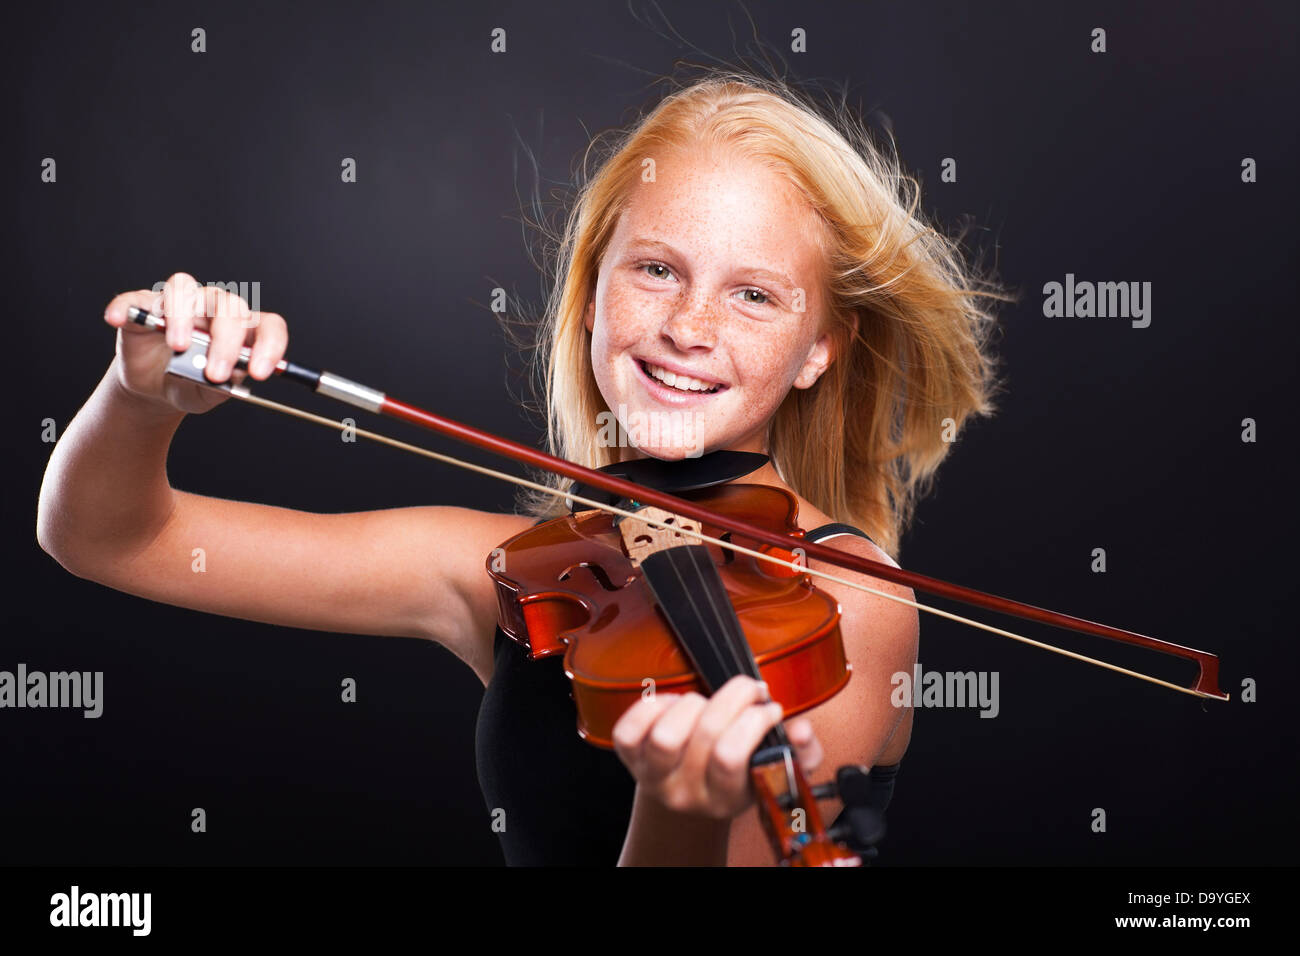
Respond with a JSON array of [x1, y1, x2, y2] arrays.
[[785, 717, 824, 772]]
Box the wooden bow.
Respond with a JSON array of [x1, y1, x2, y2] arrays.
[[125, 305, 1228, 702]]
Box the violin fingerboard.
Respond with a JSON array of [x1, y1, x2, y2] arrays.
[[638, 545, 762, 693]]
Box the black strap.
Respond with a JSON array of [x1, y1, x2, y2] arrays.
[[806, 522, 874, 545], [567, 450, 770, 512]]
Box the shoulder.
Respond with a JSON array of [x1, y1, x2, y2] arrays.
[[790, 496, 913, 611], [777, 488, 918, 676], [805, 532, 917, 643], [792, 502, 919, 699]]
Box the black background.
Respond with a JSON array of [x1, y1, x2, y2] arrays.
[[4, 0, 1296, 867]]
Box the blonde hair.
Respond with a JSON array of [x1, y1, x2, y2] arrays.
[[513, 69, 1009, 558]]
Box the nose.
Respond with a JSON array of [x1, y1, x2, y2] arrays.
[[661, 291, 719, 351]]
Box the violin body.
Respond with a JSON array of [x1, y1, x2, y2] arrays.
[[488, 483, 852, 747]]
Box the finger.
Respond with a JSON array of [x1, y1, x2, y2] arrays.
[[246, 312, 287, 380], [104, 289, 161, 329], [711, 675, 774, 713], [784, 717, 824, 773], [161, 273, 202, 351], [706, 699, 785, 797], [611, 693, 683, 767], [202, 287, 252, 383], [639, 692, 709, 779], [686, 675, 773, 756]]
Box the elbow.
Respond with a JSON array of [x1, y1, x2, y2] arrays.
[[35, 491, 66, 566], [36, 517, 90, 580], [35, 488, 94, 581]]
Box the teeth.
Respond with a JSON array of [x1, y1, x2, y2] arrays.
[[643, 362, 720, 393]]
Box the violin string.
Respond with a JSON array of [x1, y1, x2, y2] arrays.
[[681, 544, 751, 681], [690, 547, 780, 708], [656, 545, 731, 687], [218, 385, 1217, 700], [679, 543, 793, 748], [657, 544, 794, 757], [671, 544, 798, 793], [680, 542, 767, 693], [651, 541, 754, 696]]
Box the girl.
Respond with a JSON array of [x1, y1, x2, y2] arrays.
[[37, 71, 1002, 866]]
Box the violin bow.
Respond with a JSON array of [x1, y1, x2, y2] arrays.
[[124, 306, 1228, 702]]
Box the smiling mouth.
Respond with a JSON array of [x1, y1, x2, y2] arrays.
[[637, 360, 726, 394]]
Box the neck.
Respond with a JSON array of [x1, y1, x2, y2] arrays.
[[730, 458, 784, 489]]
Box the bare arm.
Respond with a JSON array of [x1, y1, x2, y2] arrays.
[[37, 277, 530, 682]]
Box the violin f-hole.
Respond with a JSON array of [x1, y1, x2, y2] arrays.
[[556, 562, 622, 591]]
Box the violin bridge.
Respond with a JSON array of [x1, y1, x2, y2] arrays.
[[619, 506, 702, 565]]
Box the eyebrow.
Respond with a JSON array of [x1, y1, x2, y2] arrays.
[[625, 238, 799, 291]]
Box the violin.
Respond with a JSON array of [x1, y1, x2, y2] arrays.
[[491, 481, 864, 865], [124, 305, 1228, 867]]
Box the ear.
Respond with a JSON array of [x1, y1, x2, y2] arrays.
[[584, 293, 595, 333], [793, 313, 856, 390]]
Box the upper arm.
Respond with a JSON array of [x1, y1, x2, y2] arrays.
[[726, 535, 920, 866], [78, 489, 533, 674]]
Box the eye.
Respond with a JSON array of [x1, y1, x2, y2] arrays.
[[640, 261, 675, 281], [739, 288, 771, 306]]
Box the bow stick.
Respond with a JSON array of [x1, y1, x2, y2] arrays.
[[125, 306, 1228, 702]]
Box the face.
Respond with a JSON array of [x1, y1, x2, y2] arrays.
[[584, 145, 836, 460]]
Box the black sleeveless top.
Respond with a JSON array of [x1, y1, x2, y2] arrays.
[[473, 520, 902, 866]]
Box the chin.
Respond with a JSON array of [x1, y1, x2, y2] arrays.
[[601, 391, 715, 461], [626, 439, 708, 461]]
